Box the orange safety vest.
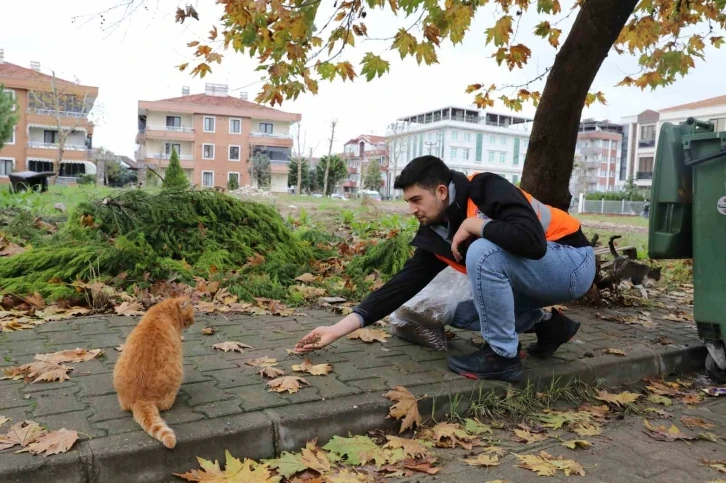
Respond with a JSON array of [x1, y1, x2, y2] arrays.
[[435, 174, 581, 274]]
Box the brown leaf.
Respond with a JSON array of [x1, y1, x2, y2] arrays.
[[682, 393, 704, 405], [259, 366, 286, 379], [295, 273, 316, 284], [25, 292, 45, 309], [65, 307, 91, 316], [428, 423, 477, 450], [245, 357, 278, 368], [115, 344, 125, 352], [384, 436, 431, 459], [195, 301, 219, 313], [0, 242, 25, 257], [403, 457, 440, 475], [212, 341, 254, 353], [643, 419, 695, 442], [385, 386, 421, 433], [0, 421, 46, 451], [298, 440, 331, 475], [596, 390, 640, 406], [516, 451, 585, 477], [2, 361, 72, 383], [680, 416, 714, 430], [603, 348, 627, 356], [347, 328, 389, 343], [201, 327, 216, 335], [514, 428, 548, 444], [267, 376, 309, 394], [571, 423, 602, 437], [561, 439, 592, 449], [463, 454, 500, 466], [34, 348, 103, 364], [114, 301, 144, 317], [21, 428, 78, 456], [292, 358, 333, 376], [701, 458, 726, 473]]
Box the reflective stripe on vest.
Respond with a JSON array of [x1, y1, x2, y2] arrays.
[[435, 173, 581, 274]]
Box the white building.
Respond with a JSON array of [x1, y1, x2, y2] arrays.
[[394, 106, 532, 185], [570, 119, 625, 194], [622, 95, 726, 188]]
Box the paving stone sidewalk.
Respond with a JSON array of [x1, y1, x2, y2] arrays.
[[0, 302, 706, 482]]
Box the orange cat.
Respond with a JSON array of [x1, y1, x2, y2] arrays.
[[113, 297, 195, 449]]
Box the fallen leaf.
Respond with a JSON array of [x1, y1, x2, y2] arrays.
[[571, 423, 603, 437], [295, 273, 316, 284], [603, 348, 627, 356], [647, 395, 673, 406], [323, 435, 391, 468], [267, 376, 309, 394], [514, 428, 548, 444], [212, 341, 254, 353], [384, 436, 431, 459], [347, 328, 389, 343], [596, 390, 640, 406], [25, 292, 45, 309], [245, 357, 278, 368], [34, 348, 103, 364], [403, 457, 440, 475], [326, 468, 373, 482], [115, 344, 125, 352], [263, 452, 306, 478], [195, 301, 219, 313], [0, 241, 25, 257], [702, 458, 726, 473], [481, 446, 507, 456], [114, 301, 144, 316], [65, 307, 91, 316], [174, 450, 283, 482], [643, 419, 695, 442], [516, 451, 585, 477], [429, 423, 478, 450], [2, 361, 72, 383], [682, 393, 703, 405], [561, 439, 592, 449], [0, 416, 9, 428], [292, 358, 333, 376], [384, 386, 421, 433], [0, 420, 46, 451], [681, 416, 714, 430], [699, 432, 720, 443], [21, 429, 78, 456], [463, 454, 500, 466], [201, 327, 215, 335], [464, 418, 493, 435], [299, 440, 331, 475], [259, 367, 286, 379], [644, 407, 673, 419]]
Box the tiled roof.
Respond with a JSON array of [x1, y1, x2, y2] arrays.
[[660, 95, 726, 112], [344, 134, 388, 146], [154, 93, 294, 115], [0, 61, 76, 86]]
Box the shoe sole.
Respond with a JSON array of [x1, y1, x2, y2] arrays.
[[526, 321, 581, 359], [447, 361, 523, 383]]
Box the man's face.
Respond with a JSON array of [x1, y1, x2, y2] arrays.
[[403, 184, 448, 226]]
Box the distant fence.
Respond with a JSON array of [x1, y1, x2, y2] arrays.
[[576, 194, 647, 215]]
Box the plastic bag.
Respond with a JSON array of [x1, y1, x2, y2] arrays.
[[390, 267, 473, 350]]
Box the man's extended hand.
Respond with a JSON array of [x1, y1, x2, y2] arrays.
[[294, 326, 339, 353], [451, 217, 485, 263]]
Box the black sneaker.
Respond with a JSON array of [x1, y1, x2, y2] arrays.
[[526, 309, 581, 359], [447, 345, 523, 382]]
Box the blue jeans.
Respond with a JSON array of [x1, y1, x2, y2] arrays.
[[451, 239, 596, 358]]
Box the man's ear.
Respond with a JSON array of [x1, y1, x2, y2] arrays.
[[436, 184, 448, 201]]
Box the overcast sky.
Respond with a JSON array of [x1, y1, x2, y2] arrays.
[[3, 0, 725, 158]]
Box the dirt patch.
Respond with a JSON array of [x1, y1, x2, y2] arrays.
[[579, 220, 648, 234]]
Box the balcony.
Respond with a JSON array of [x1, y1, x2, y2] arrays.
[[26, 108, 88, 119], [27, 142, 88, 151], [138, 125, 195, 142], [250, 132, 292, 140], [638, 139, 656, 148], [148, 153, 194, 161], [579, 147, 603, 156], [636, 171, 653, 180]]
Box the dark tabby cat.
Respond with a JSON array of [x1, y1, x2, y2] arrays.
[[608, 235, 661, 285]]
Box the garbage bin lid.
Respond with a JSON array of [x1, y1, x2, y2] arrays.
[[8, 171, 56, 180]]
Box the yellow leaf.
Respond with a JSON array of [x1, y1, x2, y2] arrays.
[[174, 450, 282, 482], [292, 358, 333, 376], [212, 341, 254, 353], [384, 436, 431, 459], [561, 439, 592, 449], [463, 454, 500, 466], [485, 16, 513, 47], [347, 328, 389, 343], [596, 390, 640, 406], [267, 376, 309, 394], [603, 348, 627, 356], [572, 423, 602, 437], [514, 428, 548, 444], [295, 273, 316, 283], [515, 453, 557, 476], [428, 422, 477, 450], [384, 386, 421, 433]]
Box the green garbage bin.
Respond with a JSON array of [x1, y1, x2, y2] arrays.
[[649, 117, 726, 382]]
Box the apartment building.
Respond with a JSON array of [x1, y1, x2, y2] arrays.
[[341, 134, 388, 195], [570, 119, 625, 194], [136, 84, 301, 191], [0, 50, 98, 184], [622, 95, 726, 188], [394, 106, 532, 186]]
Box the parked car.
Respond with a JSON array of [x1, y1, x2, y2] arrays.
[[358, 189, 382, 202], [311, 193, 323, 198], [330, 193, 348, 200]]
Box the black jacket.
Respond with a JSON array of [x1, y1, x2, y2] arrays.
[[352, 171, 590, 326]]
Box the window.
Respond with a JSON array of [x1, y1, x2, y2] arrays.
[[44, 130, 57, 144], [229, 145, 240, 161], [522, 138, 529, 149], [488, 151, 495, 163], [165, 143, 181, 156], [229, 118, 242, 134], [512, 174, 519, 184], [451, 130, 459, 140], [462, 149, 470, 161], [450, 147, 458, 159], [166, 116, 181, 128], [640, 124, 655, 140], [464, 132, 471, 142], [228, 172, 240, 187], [499, 152, 506, 164], [259, 123, 273, 134], [489, 135, 495, 144], [203, 144, 215, 160], [203, 116, 215, 133], [709, 118, 726, 131], [0, 159, 13, 176], [6, 127, 14, 145], [202, 171, 214, 187], [3, 89, 15, 111], [639, 156, 654, 171], [500, 136, 507, 145], [28, 160, 53, 172]]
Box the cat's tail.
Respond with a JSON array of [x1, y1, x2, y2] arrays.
[[608, 235, 622, 258], [132, 401, 176, 449]]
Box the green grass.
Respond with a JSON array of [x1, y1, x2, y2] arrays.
[[576, 213, 649, 227], [0, 184, 119, 216]]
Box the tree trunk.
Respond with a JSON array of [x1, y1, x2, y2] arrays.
[[520, 0, 637, 211], [323, 120, 337, 196], [296, 156, 302, 195]]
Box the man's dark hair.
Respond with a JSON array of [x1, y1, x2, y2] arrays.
[[393, 155, 452, 191]]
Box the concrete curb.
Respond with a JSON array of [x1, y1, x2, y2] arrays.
[[0, 342, 707, 483]]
